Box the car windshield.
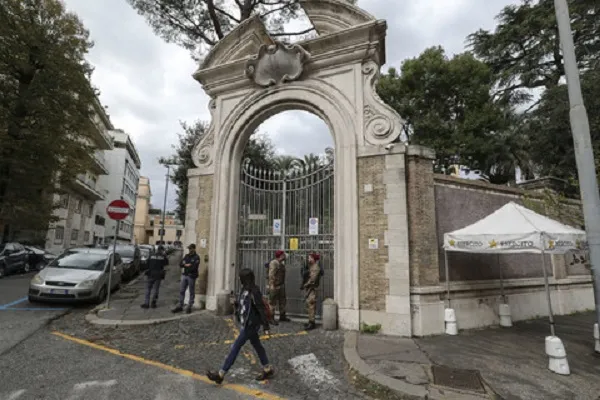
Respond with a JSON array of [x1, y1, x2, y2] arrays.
[[140, 249, 150, 257], [48, 251, 107, 271], [115, 246, 135, 258]]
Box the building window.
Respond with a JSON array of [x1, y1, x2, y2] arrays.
[[71, 229, 79, 242], [55, 227, 64, 243], [60, 194, 69, 208], [84, 231, 90, 242], [73, 198, 81, 213], [87, 204, 94, 217]]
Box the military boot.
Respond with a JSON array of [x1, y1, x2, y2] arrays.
[[278, 313, 291, 322], [304, 321, 316, 331]]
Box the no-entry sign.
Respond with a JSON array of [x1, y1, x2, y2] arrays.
[[106, 199, 130, 220]]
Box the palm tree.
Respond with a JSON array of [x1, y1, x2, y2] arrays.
[[273, 155, 301, 174]]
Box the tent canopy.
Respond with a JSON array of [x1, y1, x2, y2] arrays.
[[443, 201, 586, 254]]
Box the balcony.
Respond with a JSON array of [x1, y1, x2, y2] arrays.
[[90, 151, 109, 175], [68, 174, 105, 201]]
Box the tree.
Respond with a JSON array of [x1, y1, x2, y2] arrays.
[[522, 68, 600, 186], [468, 0, 599, 107], [0, 0, 97, 236], [127, 0, 357, 59], [377, 46, 523, 183]]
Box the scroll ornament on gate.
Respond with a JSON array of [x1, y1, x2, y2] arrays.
[[361, 60, 404, 145], [245, 41, 311, 87], [192, 100, 216, 169]]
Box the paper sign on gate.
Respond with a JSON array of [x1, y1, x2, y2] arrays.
[[309, 218, 319, 235], [368, 238, 379, 249], [290, 238, 299, 251], [273, 219, 282, 235]]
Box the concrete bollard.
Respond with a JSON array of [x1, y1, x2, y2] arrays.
[[545, 336, 570, 375], [444, 308, 458, 335], [499, 303, 513, 327], [216, 290, 233, 316], [594, 323, 599, 353], [322, 298, 338, 331]]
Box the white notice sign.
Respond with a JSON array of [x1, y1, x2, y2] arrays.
[[273, 219, 282, 235], [368, 238, 379, 249], [309, 218, 319, 235], [200, 238, 207, 248]]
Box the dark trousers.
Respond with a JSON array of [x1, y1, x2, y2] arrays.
[[179, 275, 196, 307], [222, 326, 269, 372], [144, 278, 161, 304]]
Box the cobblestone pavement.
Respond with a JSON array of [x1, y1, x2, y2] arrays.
[[50, 309, 372, 400]]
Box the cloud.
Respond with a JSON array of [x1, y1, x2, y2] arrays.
[[62, 0, 516, 212]]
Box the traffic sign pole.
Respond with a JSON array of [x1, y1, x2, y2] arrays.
[[105, 199, 131, 309]]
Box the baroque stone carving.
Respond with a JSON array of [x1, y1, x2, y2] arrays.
[[192, 99, 216, 169], [361, 60, 404, 145], [245, 41, 311, 87]]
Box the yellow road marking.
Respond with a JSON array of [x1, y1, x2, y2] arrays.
[[51, 331, 285, 400]]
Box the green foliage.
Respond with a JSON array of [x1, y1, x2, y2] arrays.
[[126, 0, 356, 60], [0, 0, 97, 232], [522, 189, 584, 228], [377, 47, 526, 183], [360, 322, 381, 334], [468, 0, 600, 106]]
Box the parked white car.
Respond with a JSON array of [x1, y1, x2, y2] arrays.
[[28, 247, 123, 304]]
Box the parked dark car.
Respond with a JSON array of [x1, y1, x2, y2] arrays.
[[0, 242, 30, 278], [24, 246, 56, 271], [114, 245, 141, 281]]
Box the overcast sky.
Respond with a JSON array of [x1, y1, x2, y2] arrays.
[[62, 0, 516, 210]]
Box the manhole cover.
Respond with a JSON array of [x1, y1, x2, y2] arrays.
[[432, 365, 484, 392]]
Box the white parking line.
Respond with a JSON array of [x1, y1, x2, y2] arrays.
[[288, 353, 339, 391], [66, 380, 117, 400], [1, 390, 25, 400]]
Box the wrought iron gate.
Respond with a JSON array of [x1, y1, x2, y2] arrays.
[[236, 160, 334, 317]]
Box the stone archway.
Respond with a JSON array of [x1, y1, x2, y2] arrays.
[[185, 0, 412, 335]]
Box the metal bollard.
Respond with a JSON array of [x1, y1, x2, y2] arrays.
[[322, 298, 338, 330]]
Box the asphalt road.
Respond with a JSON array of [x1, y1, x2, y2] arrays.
[[0, 274, 272, 400]]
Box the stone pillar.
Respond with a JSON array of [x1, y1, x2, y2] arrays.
[[405, 145, 445, 337], [186, 168, 213, 309], [356, 145, 411, 336]]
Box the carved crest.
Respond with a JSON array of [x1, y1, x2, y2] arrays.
[[245, 41, 311, 87]]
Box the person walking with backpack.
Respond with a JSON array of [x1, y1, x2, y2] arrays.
[[206, 268, 273, 384], [302, 253, 323, 330], [268, 250, 290, 325]]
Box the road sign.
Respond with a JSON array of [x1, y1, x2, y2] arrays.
[[289, 238, 299, 251], [106, 199, 130, 220], [273, 219, 282, 235], [309, 217, 319, 235]]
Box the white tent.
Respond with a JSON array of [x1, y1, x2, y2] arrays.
[[443, 201, 586, 254]]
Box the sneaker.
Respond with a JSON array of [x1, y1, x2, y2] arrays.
[[172, 305, 183, 313], [140, 303, 149, 309], [206, 370, 224, 384], [150, 302, 157, 309], [185, 306, 192, 314], [255, 367, 274, 381], [279, 315, 291, 322], [304, 321, 316, 331]]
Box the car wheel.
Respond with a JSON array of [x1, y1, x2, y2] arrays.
[[96, 286, 108, 304], [28, 296, 39, 304], [0, 265, 5, 279], [23, 262, 31, 273], [35, 261, 45, 271]]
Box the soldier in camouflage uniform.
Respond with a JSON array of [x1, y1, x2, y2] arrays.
[[302, 253, 321, 330], [268, 250, 290, 325]]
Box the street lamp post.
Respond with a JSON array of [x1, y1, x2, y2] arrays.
[[554, 0, 600, 344], [160, 164, 171, 244]]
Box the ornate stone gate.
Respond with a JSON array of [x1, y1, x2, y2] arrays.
[[185, 0, 414, 335]]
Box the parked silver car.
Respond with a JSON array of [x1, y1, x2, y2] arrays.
[[28, 247, 123, 303]]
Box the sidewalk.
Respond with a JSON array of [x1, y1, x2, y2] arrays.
[[87, 250, 202, 326], [345, 312, 600, 400]]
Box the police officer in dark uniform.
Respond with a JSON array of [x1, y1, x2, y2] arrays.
[[141, 245, 169, 309], [173, 243, 201, 314]]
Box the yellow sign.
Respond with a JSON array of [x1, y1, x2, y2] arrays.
[[289, 238, 299, 251]]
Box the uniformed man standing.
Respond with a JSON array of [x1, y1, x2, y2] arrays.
[[268, 250, 290, 325], [173, 243, 200, 314], [141, 245, 168, 309], [302, 253, 321, 330]]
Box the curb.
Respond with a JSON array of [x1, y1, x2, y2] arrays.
[[85, 309, 207, 327], [343, 331, 428, 399], [343, 332, 493, 400]]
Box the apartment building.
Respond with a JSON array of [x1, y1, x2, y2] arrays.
[[96, 129, 141, 244], [133, 176, 152, 244], [45, 97, 114, 254], [150, 213, 184, 246]]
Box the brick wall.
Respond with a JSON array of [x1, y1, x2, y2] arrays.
[[357, 155, 388, 311]]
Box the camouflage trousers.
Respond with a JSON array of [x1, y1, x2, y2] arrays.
[[268, 285, 287, 317], [305, 288, 317, 322]]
